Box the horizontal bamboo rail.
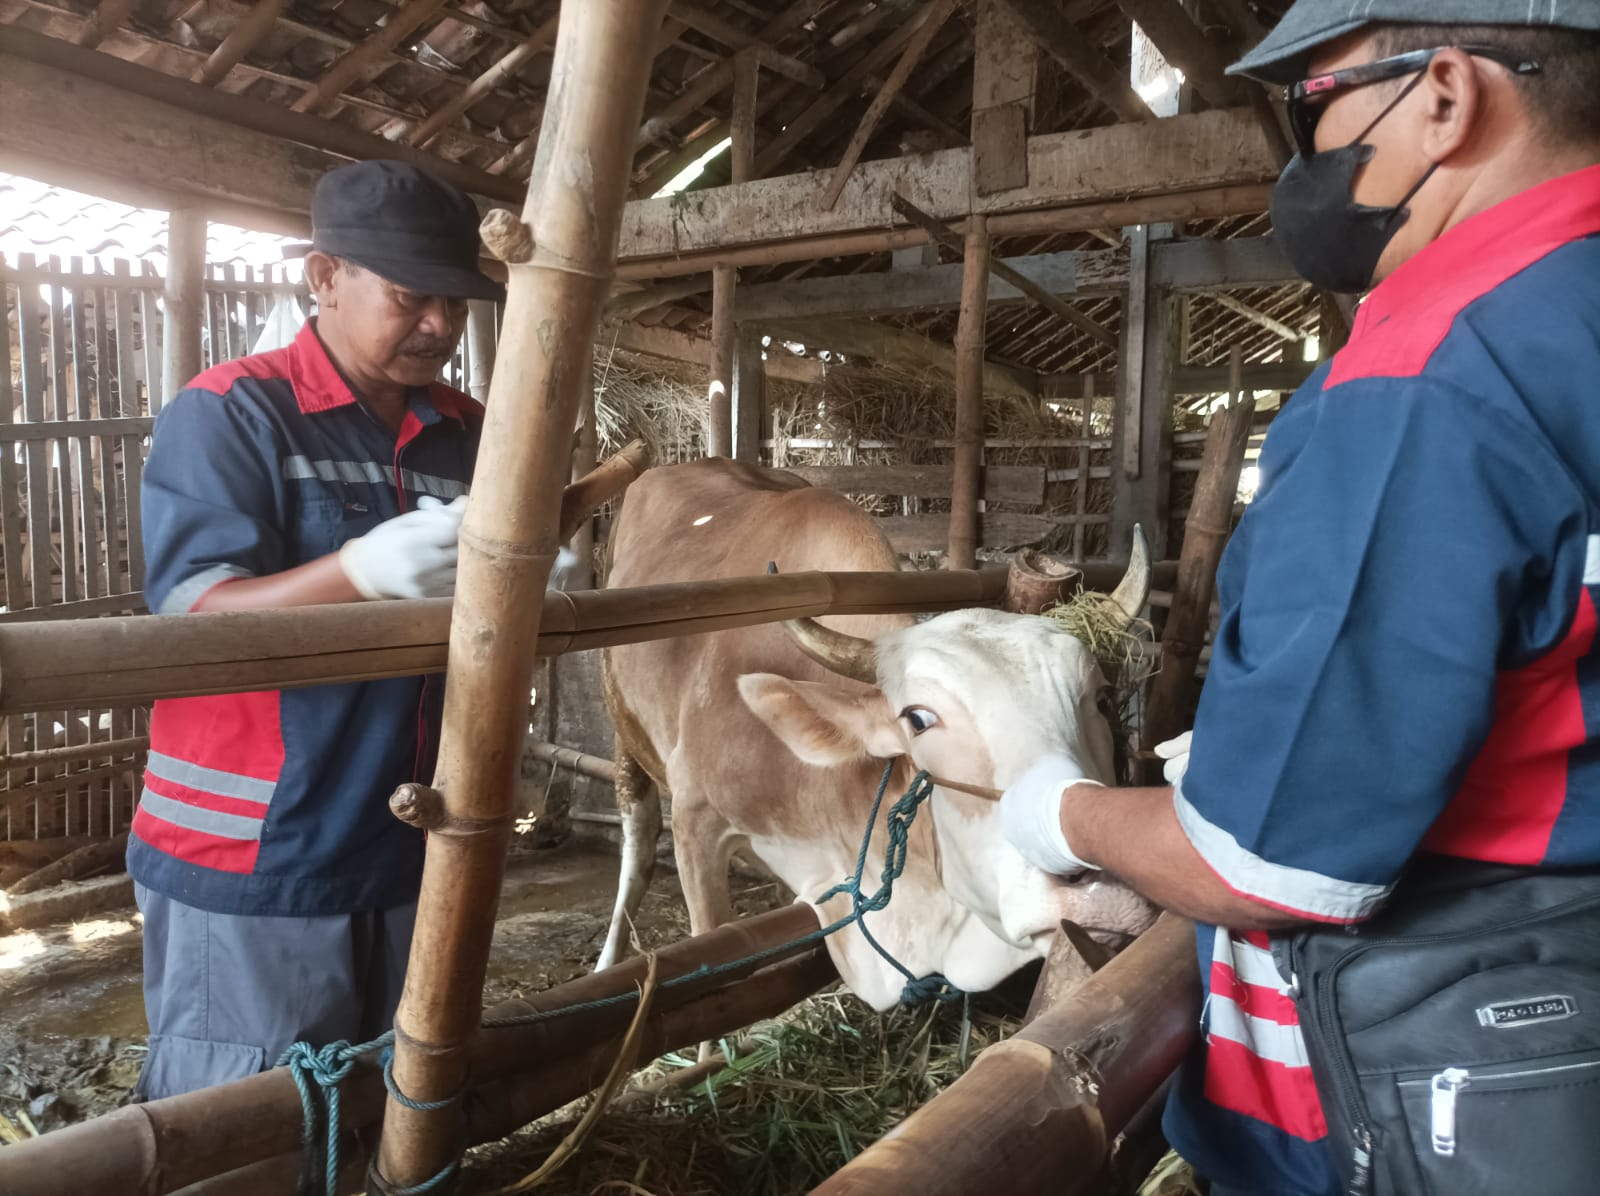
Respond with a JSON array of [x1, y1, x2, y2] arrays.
[[810, 914, 1200, 1196], [527, 740, 619, 785], [0, 903, 830, 1196], [1, 736, 149, 770], [0, 568, 1008, 713]]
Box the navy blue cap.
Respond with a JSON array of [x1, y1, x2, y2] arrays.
[[1230, 0, 1600, 86], [297, 160, 504, 302]]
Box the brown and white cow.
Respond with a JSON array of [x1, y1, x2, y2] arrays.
[[598, 458, 1156, 1009]]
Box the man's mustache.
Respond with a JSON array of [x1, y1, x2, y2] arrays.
[[400, 338, 456, 358]]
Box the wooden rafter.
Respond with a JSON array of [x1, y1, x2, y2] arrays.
[[194, 0, 289, 86], [76, 0, 137, 49], [819, 0, 960, 210], [634, 0, 826, 151], [407, 12, 559, 148], [994, 0, 1149, 122], [669, 0, 824, 87], [891, 193, 1118, 347], [290, 0, 450, 115], [1207, 292, 1310, 343], [754, 14, 928, 176]]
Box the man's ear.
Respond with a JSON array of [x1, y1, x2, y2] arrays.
[[737, 673, 906, 766], [1421, 47, 1484, 163], [304, 250, 340, 307]]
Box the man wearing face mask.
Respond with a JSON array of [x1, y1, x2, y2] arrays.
[[128, 161, 517, 1099], [999, 4, 1600, 1194]]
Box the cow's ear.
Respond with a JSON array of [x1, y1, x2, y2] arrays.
[[737, 673, 905, 765]]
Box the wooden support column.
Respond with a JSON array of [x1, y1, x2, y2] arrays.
[[1112, 228, 1177, 559], [1141, 348, 1253, 758], [732, 329, 765, 463], [949, 215, 989, 569], [708, 48, 760, 459], [972, 0, 1038, 195], [465, 300, 496, 406], [162, 208, 206, 400], [372, 1, 671, 1190]]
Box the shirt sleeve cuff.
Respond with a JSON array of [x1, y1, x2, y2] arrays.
[[1173, 781, 1391, 923], [158, 564, 255, 614]]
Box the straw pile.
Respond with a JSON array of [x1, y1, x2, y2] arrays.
[[463, 983, 1198, 1196]]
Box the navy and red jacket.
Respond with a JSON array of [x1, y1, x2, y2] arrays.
[[128, 320, 482, 916], [1164, 164, 1600, 1194]]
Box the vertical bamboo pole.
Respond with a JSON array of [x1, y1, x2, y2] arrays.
[[706, 48, 759, 460], [373, 2, 671, 1189], [162, 209, 205, 401], [948, 214, 989, 569], [1140, 346, 1253, 759]]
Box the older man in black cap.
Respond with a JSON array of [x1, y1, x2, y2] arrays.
[[999, 4, 1600, 1194], [128, 160, 504, 1099]]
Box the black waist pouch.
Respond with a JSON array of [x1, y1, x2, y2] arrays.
[[1271, 856, 1600, 1196]]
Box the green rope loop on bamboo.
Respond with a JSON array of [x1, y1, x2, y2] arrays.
[[278, 763, 956, 1193]]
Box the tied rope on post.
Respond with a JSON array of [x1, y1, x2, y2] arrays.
[[277, 762, 956, 1192]]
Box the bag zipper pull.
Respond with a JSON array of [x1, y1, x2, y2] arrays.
[[1431, 1067, 1470, 1157], [1347, 1127, 1374, 1195]]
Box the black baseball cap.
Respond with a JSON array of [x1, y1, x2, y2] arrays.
[[290, 159, 505, 302], [1230, 0, 1600, 85]]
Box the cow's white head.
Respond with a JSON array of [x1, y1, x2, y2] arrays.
[[737, 540, 1159, 1002]]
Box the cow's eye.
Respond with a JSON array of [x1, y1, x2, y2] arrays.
[[1096, 690, 1117, 719], [900, 706, 940, 735]]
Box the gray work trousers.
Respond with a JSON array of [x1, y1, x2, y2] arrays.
[[133, 882, 417, 1101]]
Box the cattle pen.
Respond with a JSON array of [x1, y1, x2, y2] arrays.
[[1, 1, 1317, 1193]]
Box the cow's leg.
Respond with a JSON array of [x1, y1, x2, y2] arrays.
[[596, 744, 661, 971], [669, 797, 738, 1062]]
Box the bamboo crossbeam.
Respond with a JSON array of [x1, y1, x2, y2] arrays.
[[810, 914, 1200, 1196], [1, 735, 149, 770], [0, 568, 1008, 714], [527, 740, 618, 784], [0, 904, 829, 1196]]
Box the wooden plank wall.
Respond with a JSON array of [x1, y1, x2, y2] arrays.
[[0, 252, 305, 840]]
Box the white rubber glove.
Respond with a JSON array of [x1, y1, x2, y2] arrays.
[[1000, 752, 1104, 876], [1154, 731, 1192, 787], [338, 494, 466, 600]]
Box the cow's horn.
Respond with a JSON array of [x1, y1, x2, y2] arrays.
[[1105, 524, 1152, 628], [781, 617, 878, 685], [767, 561, 878, 684]]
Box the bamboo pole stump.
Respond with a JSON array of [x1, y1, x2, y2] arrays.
[[373, 3, 673, 1189], [810, 914, 1200, 1196]]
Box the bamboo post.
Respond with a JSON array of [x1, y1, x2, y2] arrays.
[[162, 209, 205, 401], [810, 914, 1199, 1196], [569, 362, 599, 589], [374, 3, 672, 1189], [948, 214, 989, 568], [1140, 347, 1254, 760]]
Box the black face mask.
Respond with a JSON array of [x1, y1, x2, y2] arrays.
[[1271, 74, 1440, 294]]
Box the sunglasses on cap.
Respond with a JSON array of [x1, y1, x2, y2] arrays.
[[1287, 45, 1541, 158]]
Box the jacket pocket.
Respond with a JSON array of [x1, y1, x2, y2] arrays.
[[1393, 1050, 1600, 1196]]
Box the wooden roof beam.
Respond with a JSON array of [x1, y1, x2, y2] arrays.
[[820, 0, 960, 210], [291, 0, 451, 116], [194, 0, 289, 86], [77, 0, 139, 49], [669, 0, 825, 87], [407, 12, 559, 148], [994, 0, 1150, 122], [635, 0, 828, 150], [892, 192, 1117, 347], [1207, 292, 1310, 343], [754, 11, 930, 176]]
